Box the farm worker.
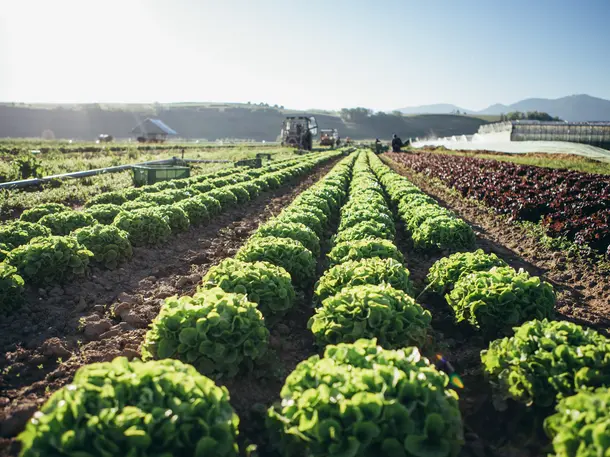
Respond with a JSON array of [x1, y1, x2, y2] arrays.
[[391, 134, 404, 152], [375, 138, 383, 154]]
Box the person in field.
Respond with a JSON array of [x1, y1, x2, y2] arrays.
[[391, 134, 404, 152], [375, 138, 383, 154]]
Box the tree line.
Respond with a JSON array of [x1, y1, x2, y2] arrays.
[[500, 111, 562, 122]]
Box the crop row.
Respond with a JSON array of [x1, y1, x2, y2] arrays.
[[0, 151, 341, 315], [265, 151, 466, 456], [387, 151, 610, 256], [308, 151, 428, 348], [14, 150, 609, 457], [11, 151, 474, 457], [16, 150, 358, 456], [0, 141, 205, 156], [373, 155, 610, 456], [141, 152, 357, 376], [424, 247, 610, 456]]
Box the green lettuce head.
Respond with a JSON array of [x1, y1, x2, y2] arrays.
[[84, 204, 125, 225], [412, 216, 476, 251], [544, 387, 610, 457], [18, 357, 240, 457], [73, 224, 133, 269], [236, 236, 316, 285], [328, 238, 404, 266], [267, 338, 463, 457], [333, 221, 395, 245], [38, 211, 96, 236], [315, 257, 414, 302], [481, 319, 610, 407], [113, 209, 171, 246], [175, 197, 210, 226], [253, 221, 320, 257], [156, 205, 191, 233], [19, 203, 70, 223], [308, 284, 430, 348], [0, 262, 24, 316], [8, 236, 93, 284], [447, 267, 555, 333], [142, 287, 269, 378], [206, 189, 239, 210], [201, 259, 295, 318], [426, 249, 508, 295], [85, 191, 127, 207], [0, 221, 51, 249]]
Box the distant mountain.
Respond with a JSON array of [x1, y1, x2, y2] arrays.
[[503, 95, 610, 121], [398, 94, 610, 121], [397, 104, 472, 115], [477, 103, 510, 115]]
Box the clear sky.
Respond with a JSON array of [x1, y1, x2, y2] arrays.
[[1, 0, 608, 111]]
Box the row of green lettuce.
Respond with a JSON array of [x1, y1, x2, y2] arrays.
[[0, 152, 341, 315], [428, 249, 610, 456], [16, 151, 465, 457], [376, 153, 610, 457], [141, 152, 357, 377], [267, 150, 464, 457], [16, 151, 359, 456], [308, 151, 430, 349], [369, 153, 476, 251], [18, 150, 607, 457]]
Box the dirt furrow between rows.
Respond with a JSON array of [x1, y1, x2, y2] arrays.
[[0, 160, 338, 453]]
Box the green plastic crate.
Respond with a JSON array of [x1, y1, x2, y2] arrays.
[[132, 165, 190, 187]]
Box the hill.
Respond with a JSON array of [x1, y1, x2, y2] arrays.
[[398, 94, 610, 121], [0, 103, 487, 141], [496, 94, 610, 121]]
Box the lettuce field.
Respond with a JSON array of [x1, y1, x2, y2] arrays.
[[1, 148, 609, 457], [386, 151, 610, 256]]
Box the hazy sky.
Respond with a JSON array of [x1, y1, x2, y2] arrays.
[[1, 0, 609, 111]]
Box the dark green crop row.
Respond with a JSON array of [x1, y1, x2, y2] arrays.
[[368, 153, 475, 251], [0, 151, 340, 315], [309, 151, 430, 350]]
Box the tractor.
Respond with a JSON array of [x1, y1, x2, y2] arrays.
[[319, 129, 339, 148], [280, 116, 318, 151]]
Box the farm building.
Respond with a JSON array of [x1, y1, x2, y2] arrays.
[[480, 120, 610, 149], [131, 118, 177, 143]]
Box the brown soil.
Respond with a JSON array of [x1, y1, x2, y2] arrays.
[[0, 160, 338, 456], [384, 155, 610, 457]]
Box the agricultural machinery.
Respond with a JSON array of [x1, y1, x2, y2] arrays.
[[320, 129, 339, 148], [280, 116, 318, 151]]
